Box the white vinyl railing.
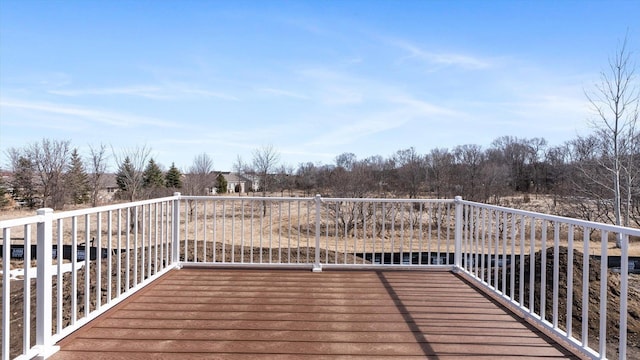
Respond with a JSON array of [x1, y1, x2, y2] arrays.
[[1, 196, 179, 360], [1, 194, 637, 359], [176, 195, 457, 270], [457, 199, 639, 360]]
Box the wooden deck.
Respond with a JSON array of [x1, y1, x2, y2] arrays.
[[49, 269, 582, 359]]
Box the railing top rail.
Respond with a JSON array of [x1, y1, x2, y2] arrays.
[[179, 195, 456, 205], [320, 197, 455, 204], [460, 199, 640, 236], [179, 195, 315, 202], [0, 214, 45, 228], [49, 195, 179, 220]]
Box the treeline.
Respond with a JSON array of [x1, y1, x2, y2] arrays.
[[286, 134, 639, 228], [3, 133, 638, 228]]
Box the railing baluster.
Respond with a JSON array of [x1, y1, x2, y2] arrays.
[[107, 211, 112, 303], [241, 200, 245, 263], [232, 201, 236, 264], [399, 203, 404, 265], [71, 216, 78, 324], [540, 220, 547, 322], [552, 221, 560, 329], [598, 230, 608, 357], [213, 200, 218, 263], [2, 228, 10, 360], [23, 224, 30, 355], [96, 212, 102, 311], [57, 219, 64, 333], [509, 214, 515, 300], [259, 201, 263, 264], [494, 210, 500, 290], [287, 201, 291, 264], [391, 206, 396, 265], [278, 201, 281, 263], [619, 233, 629, 359], [193, 201, 198, 263], [147, 205, 152, 278], [480, 208, 486, 281], [418, 203, 423, 265], [268, 201, 272, 264], [382, 202, 386, 265], [249, 200, 254, 263], [202, 201, 206, 263], [117, 209, 122, 298], [84, 214, 91, 316], [223, 201, 227, 263], [296, 201, 302, 263], [501, 211, 507, 295], [141, 206, 145, 280], [529, 217, 536, 314], [446, 203, 451, 265], [336, 202, 340, 264], [134, 207, 138, 287], [519, 214, 525, 306], [566, 224, 574, 338]]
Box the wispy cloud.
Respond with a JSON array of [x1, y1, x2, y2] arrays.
[[305, 97, 456, 148], [389, 95, 461, 117], [256, 87, 309, 100], [1, 98, 181, 128], [388, 38, 492, 70], [49, 84, 239, 101], [296, 68, 367, 105], [306, 115, 406, 147]]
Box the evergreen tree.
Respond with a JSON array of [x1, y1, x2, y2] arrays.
[[0, 176, 10, 209], [216, 173, 228, 194], [165, 162, 183, 189], [12, 156, 37, 208], [143, 159, 165, 188], [116, 156, 135, 193], [65, 148, 90, 204]]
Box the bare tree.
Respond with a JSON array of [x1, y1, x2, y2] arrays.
[[544, 143, 572, 211], [453, 144, 485, 201], [112, 144, 152, 201], [183, 152, 214, 195], [251, 145, 280, 216], [335, 152, 357, 171], [251, 144, 280, 196], [271, 164, 293, 197], [88, 143, 109, 207], [295, 162, 319, 197], [28, 139, 71, 209], [426, 148, 454, 199], [583, 36, 639, 246], [392, 147, 426, 199]]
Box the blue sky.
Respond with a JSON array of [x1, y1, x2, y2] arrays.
[[1, 0, 638, 172]]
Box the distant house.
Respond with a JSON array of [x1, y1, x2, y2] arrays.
[[96, 173, 119, 203], [214, 172, 255, 194]]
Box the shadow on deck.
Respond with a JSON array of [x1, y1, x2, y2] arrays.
[[49, 269, 583, 359]]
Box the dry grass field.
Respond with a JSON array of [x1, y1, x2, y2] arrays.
[[2, 195, 638, 262]]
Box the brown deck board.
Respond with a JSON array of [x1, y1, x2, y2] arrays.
[[49, 269, 583, 359]]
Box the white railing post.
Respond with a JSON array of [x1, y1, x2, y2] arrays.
[[313, 194, 322, 272], [172, 193, 181, 266], [454, 196, 463, 270], [35, 208, 58, 357]]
